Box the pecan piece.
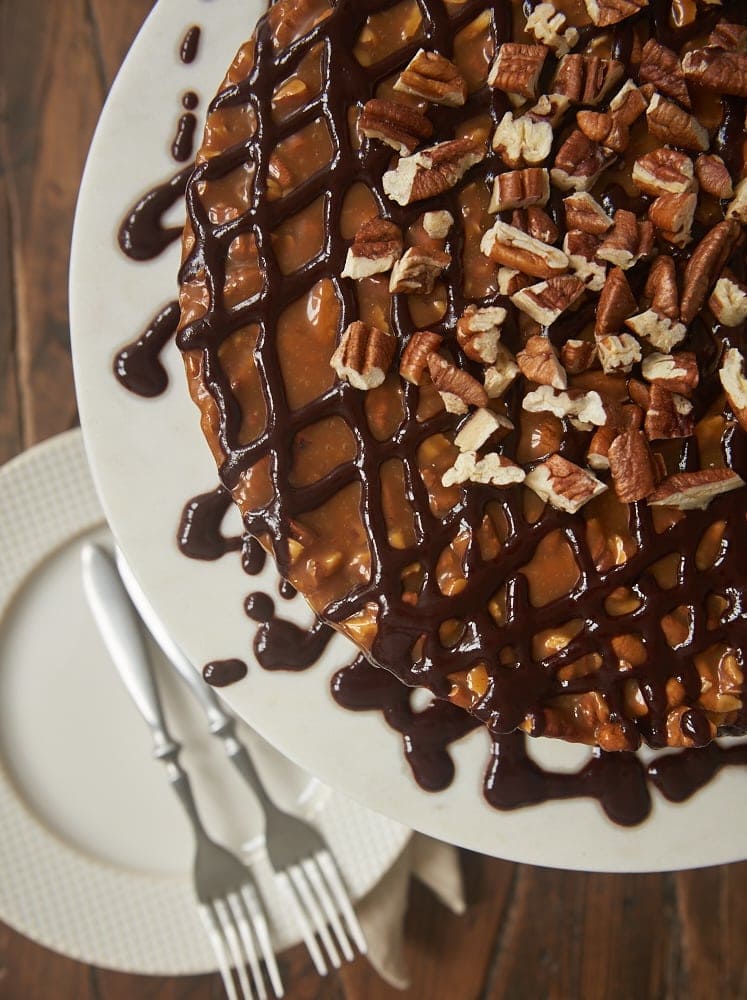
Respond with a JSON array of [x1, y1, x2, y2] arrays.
[[342, 217, 403, 279], [595, 267, 637, 335], [389, 246, 451, 294], [632, 147, 695, 197], [596, 333, 642, 374], [456, 305, 507, 364], [710, 276, 747, 327], [422, 210, 454, 239], [331, 321, 396, 390], [608, 430, 658, 502], [563, 192, 613, 235], [400, 330, 444, 385], [551, 130, 615, 192], [708, 21, 747, 52], [394, 49, 468, 107], [512, 206, 559, 244], [646, 95, 709, 152], [442, 451, 526, 488], [639, 38, 692, 108], [561, 339, 597, 374], [583, 0, 647, 28], [383, 137, 485, 206], [680, 220, 740, 324], [526, 93, 571, 127], [648, 191, 697, 247], [481, 221, 569, 279], [553, 55, 624, 105], [627, 312, 687, 353], [597, 210, 654, 269], [454, 408, 509, 452], [719, 348, 747, 431], [525, 454, 607, 513], [526, 3, 579, 57], [682, 49, 747, 98], [484, 346, 520, 398], [489, 167, 550, 213], [641, 351, 699, 396], [695, 154, 733, 199], [428, 354, 489, 413], [645, 256, 680, 321], [359, 99, 433, 155], [648, 469, 745, 510], [726, 177, 747, 224], [512, 276, 586, 327], [488, 43, 549, 101], [563, 231, 607, 290], [523, 385, 607, 427], [492, 113, 553, 169], [516, 334, 569, 389], [644, 384, 694, 440], [498, 267, 533, 296]]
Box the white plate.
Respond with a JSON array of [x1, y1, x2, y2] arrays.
[[70, 0, 746, 872], [0, 430, 408, 974]]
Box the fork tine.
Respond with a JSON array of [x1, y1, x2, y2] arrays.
[[275, 870, 328, 976], [288, 864, 341, 969], [301, 857, 354, 962], [238, 885, 284, 998], [198, 903, 240, 1000], [316, 850, 368, 955], [227, 892, 266, 1000], [214, 898, 255, 1000]]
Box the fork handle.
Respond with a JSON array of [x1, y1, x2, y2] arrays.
[[82, 543, 206, 835]]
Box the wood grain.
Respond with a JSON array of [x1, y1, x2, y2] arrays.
[[0, 2, 746, 999]]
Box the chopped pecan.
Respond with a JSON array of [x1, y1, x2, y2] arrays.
[[646, 94, 709, 152], [587, 424, 617, 469], [595, 266, 637, 335], [648, 469, 745, 510], [456, 305, 507, 364], [331, 321, 396, 390], [680, 220, 740, 324], [563, 231, 607, 290], [488, 43, 549, 101], [575, 83, 649, 154], [492, 112, 554, 169], [597, 210, 654, 269], [359, 99, 433, 155], [710, 275, 747, 327], [516, 335, 569, 389], [608, 430, 658, 502], [644, 384, 694, 440], [454, 408, 509, 452], [481, 220, 569, 279], [719, 347, 747, 431], [551, 130, 615, 192], [639, 38, 692, 108], [645, 256, 680, 321], [399, 331, 444, 385], [726, 177, 747, 223], [525, 453, 607, 513], [708, 21, 747, 52], [648, 191, 697, 247], [342, 217, 403, 279], [389, 246, 451, 295], [563, 192, 612, 235], [442, 451, 526, 488], [596, 333, 642, 374], [484, 347, 520, 398], [561, 339, 597, 374], [422, 210, 454, 239], [523, 385, 607, 427], [626, 311, 687, 352], [695, 154, 734, 200], [498, 267, 533, 296], [489, 168, 550, 213], [394, 49, 468, 107], [553, 55, 624, 105], [428, 354, 489, 413], [632, 147, 695, 197], [583, 0, 647, 28], [512, 206, 559, 244], [526, 93, 571, 127], [512, 276, 586, 328], [383, 137, 485, 206], [682, 48, 747, 98], [525, 3, 579, 57], [641, 351, 699, 396]]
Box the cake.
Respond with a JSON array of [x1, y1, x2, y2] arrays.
[[176, 0, 747, 755]]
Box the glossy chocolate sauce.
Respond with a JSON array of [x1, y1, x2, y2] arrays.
[[113, 300, 179, 397], [245, 592, 334, 671], [242, 534, 267, 575], [180, 25, 202, 64], [118, 165, 192, 261], [203, 658, 248, 686], [177, 486, 242, 560], [182, 91, 199, 111], [171, 113, 198, 162]]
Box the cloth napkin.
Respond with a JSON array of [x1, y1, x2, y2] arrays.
[[355, 833, 466, 990]]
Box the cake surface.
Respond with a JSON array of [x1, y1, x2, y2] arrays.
[[178, 0, 747, 753]]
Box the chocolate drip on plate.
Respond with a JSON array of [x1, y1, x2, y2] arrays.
[[118, 166, 192, 261], [177, 486, 243, 560], [180, 25, 202, 64], [171, 113, 198, 162], [203, 658, 248, 687], [113, 300, 179, 397]]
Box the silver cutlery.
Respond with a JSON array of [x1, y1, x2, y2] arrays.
[[115, 547, 368, 976], [81, 543, 283, 1000]]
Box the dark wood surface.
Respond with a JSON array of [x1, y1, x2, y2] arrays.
[[0, 2, 745, 998]]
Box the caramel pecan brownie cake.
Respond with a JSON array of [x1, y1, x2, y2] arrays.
[[177, 0, 747, 754]]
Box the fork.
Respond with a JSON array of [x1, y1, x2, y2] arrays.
[[115, 547, 368, 976], [81, 543, 283, 1000]]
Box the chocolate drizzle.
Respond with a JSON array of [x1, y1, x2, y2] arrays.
[[178, 486, 242, 560], [171, 113, 198, 162], [246, 591, 335, 671], [113, 300, 179, 397], [118, 166, 192, 261], [203, 658, 248, 686], [180, 25, 202, 64]]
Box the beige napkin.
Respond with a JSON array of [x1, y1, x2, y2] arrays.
[[355, 834, 466, 990]]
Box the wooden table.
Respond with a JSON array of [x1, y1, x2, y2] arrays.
[[0, 3, 745, 998]]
